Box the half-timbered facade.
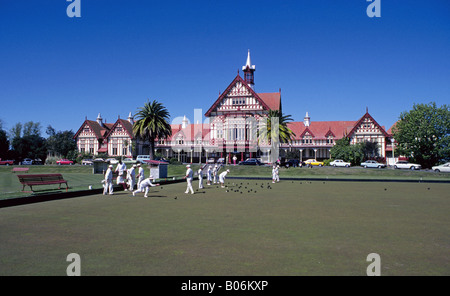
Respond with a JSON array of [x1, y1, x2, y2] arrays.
[[74, 113, 136, 158], [74, 51, 390, 163]]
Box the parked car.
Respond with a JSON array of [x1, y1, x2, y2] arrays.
[[360, 160, 386, 168], [304, 159, 324, 167], [22, 158, 34, 165], [280, 159, 301, 168], [56, 159, 73, 165], [0, 158, 14, 165], [394, 160, 421, 170], [94, 158, 104, 162], [330, 159, 351, 167], [432, 162, 450, 173], [33, 158, 43, 165], [239, 158, 263, 165], [106, 158, 119, 164], [81, 159, 94, 165], [122, 158, 137, 165], [136, 155, 150, 164]]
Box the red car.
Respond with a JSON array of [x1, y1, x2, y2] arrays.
[[56, 159, 73, 165], [0, 158, 14, 165]]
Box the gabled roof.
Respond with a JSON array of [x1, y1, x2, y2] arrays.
[[258, 92, 281, 111], [287, 121, 357, 140], [387, 121, 398, 136], [73, 120, 112, 140], [346, 112, 389, 138], [104, 119, 135, 139], [205, 74, 278, 117]]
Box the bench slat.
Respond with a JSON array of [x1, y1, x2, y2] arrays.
[[17, 174, 69, 192]]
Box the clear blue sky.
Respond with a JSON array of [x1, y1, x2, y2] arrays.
[[1, 0, 449, 136]]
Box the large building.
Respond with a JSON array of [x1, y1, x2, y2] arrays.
[[74, 51, 391, 164]]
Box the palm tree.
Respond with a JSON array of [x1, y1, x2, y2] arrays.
[[258, 109, 296, 145], [133, 100, 172, 160]]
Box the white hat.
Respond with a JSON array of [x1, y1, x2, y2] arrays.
[[226, 169, 230, 172], [109, 165, 113, 168], [186, 164, 191, 168]]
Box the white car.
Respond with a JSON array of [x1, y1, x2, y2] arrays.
[[330, 159, 351, 167], [394, 160, 421, 170], [22, 158, 33, 165], [106, 158, 119, 164], [432, 162, 450, 173]]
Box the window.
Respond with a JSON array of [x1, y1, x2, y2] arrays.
[[232, 98, 246, 105], [327, 136, 334, 144]]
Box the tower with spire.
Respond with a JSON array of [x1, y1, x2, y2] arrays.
[[242, 49, 256, 90]]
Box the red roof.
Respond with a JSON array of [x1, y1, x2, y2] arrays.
[[104, 119, 135, 139], [288, 121, 357, 140], [73, 120, 112, 140], [258, 92, 281, 111], [346, 112, 389, 138], [166, 123, 211, 141]]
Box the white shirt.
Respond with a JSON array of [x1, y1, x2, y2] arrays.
[[219, 171, 228, 180], [140, 178, 156, 188], [116, 162, 127, 175], [186, 168, 193, 180], [105, 168, 113, 181], [138, 167, 144, 179]]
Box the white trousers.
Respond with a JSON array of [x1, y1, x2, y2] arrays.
[[103, 181, 113, 195], [133, 184, 150, 196], [185, 178, 194, 194]]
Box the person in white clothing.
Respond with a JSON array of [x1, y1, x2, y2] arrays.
[[207, 166, 212, 185], [198, 167, 204, 189], [184, 165, 194, 194], [103, 165, 114, 195], [132, 176, 160, 198], [275, 164, 280, 183], [219, 169, 230, 188], [213, 164, 218, 184], [115, 160, 128, 190], [272, 164, 277, 183], [127, 164, 136, 190], [137, 163, 145, 188]]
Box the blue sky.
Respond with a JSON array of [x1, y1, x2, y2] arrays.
[[1, 0, 449, 136]]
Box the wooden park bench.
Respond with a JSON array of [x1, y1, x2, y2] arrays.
[[12, 167, 29, 173], [17, 174, 69, 192]]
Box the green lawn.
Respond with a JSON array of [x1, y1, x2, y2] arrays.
[[1, 164, 449, 200], [0, 178, 449, 276]]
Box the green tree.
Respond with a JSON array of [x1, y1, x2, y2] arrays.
[[393, 102, 450, 168], [258, 109, 296, 144], [46, 125, 77, 158], [9, 121, 47, 162], [329, 137, 365, 166], [0, 128, 9, 159], [133, 100, 172, 160]]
